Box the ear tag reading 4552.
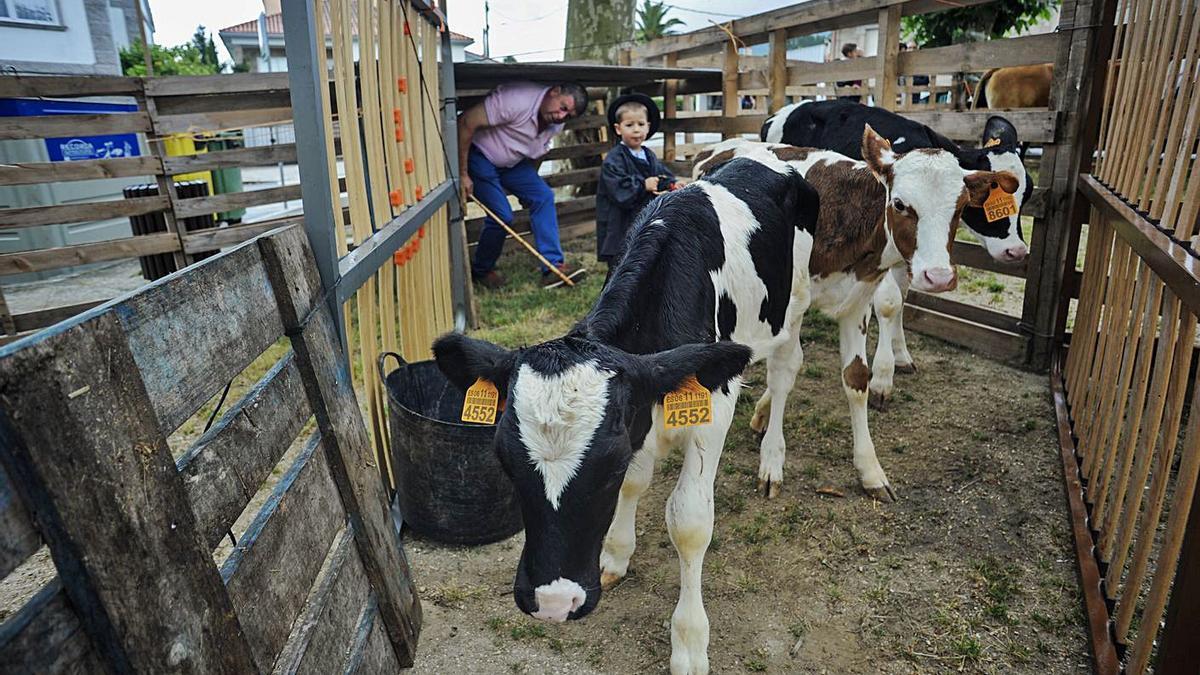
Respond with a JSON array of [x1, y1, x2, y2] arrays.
[[462, 377, 499, 424], [663, 375, 713, 430], [984, 184, 1018, 223]]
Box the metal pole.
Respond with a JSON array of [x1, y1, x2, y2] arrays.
[[439, 0, 472, 330], [280, 0, 347, 350]]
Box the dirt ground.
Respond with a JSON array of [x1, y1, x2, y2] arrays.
[[400, 241, 1091, 674]]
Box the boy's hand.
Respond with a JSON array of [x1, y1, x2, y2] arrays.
[[460, 173, 474, 200], [644, 176, 660, 192]]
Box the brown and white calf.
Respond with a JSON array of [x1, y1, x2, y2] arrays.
[[695, 132, 1018, 500]]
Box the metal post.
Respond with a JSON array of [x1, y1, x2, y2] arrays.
[[280, 0, 346, 349], [439, 0, 472, 330]]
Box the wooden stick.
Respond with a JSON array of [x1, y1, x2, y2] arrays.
[[469, 195, 575, 286]]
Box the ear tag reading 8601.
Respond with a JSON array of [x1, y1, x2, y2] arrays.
[[984, 182, 1018, 223], [663, 375, 713, 430], [461, 377, 499, 424]]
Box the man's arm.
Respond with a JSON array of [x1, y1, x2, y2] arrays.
[[457, 102, 491, 199]]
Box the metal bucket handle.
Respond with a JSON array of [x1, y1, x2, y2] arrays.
[[378, 351, 407, 382]]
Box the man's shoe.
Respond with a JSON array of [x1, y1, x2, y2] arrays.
[[473, 270, 506, 289], [542, 263, 587, 289]]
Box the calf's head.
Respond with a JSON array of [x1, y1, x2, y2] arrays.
[[959, 116, 1032, 263], [862, 124, 1019, 293], [433, 332, 750, 622]]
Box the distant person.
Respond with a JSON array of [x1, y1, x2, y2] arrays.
[[457, 81, 589, 289], [836, 42, 864, 102], [595, 93, 675, 282]]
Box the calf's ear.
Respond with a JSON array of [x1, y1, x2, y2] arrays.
[[861, 124, 895, 181], [432, 332, 517, 393], [630, 341, 752, 404], [963, 170, 1020, 206]]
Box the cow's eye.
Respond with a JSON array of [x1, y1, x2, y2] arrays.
[[892, 198, 908, 213]]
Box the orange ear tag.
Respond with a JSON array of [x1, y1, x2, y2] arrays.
[[462, 378, 499, 424], [983, 183, 1018, 223], [662, 375, 712, 430]]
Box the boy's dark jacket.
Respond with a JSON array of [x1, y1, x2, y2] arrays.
[[596, 143, 675, 262]]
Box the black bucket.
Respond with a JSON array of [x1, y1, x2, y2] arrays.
[[379, 352, 522, 545]]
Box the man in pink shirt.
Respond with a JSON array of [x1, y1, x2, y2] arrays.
[[458, 81, 589, 289]]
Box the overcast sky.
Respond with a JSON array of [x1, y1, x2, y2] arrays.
[[148, 1, 801, 65]]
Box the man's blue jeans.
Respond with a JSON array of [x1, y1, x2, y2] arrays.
[[469, 145, 564, 276]]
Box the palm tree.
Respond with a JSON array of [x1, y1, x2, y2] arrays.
[[636, 0, 684, 43]]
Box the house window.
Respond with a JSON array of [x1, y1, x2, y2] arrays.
[[0, 0, 62, 27]]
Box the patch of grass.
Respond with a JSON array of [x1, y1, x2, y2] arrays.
[[801, 463, 819, 480], [970, 430, 991, 442], [953, 634, 983, 660], [745, 655, 768, 671], [799, 310, 838, 344], [510, 622, 548, 641], [426, 583, 487, 608], [804, 364, 824, 378], [975, 557, 1021, 626], [1023, 418, 1038, 432]]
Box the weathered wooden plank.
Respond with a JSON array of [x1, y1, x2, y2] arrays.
[[0, 461, 39, 581], [276, 525, 371, 674], [0, 156, 162, 187], [0, 312, 256, 672], [174, 185, 303, 219], [544, 167, 600, 188], [154, 108, 295, 135], [0, 75, 141, 98], [661, 115, 767, 135], [221, 431, 345, 672], [353, 603, 402, 674], [902, 303, 1025, 363], [951, 240, 1028, 278], [0, 233, 180, 276], [144, 72, 290, 96], [0, 196, 169, 230], [563, 113, 607, 131], [901, 33, 1058, 75], [257, 226, 421, 666], [906, 290, 1020, 333], [11, 301, 105, 334], [151, 90, 293, 117], [901, 110, 1057, 144], [162, 143, 299, 175], [183, 217, 306, 255], [541, 141, 610, 162], [115, 241, 284, 435], [177, 352, 312, 548], [0, 112, 152, 140], [0, 579, 103, 674]]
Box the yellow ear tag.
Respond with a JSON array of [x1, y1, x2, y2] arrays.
[[983, 184, 1018, 223], [663, 375, 713, 430], [983, 136, 1002, 148], [461, 378, 499, 424]]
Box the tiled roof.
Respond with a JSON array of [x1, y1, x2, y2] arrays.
[[220, 7, 474, 44]]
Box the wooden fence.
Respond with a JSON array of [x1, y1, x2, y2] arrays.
[[0, 225, 421, 672], [621, 0, 1076, 371], [1057, 0, 1200, 671], [0, 71, 308, 343]]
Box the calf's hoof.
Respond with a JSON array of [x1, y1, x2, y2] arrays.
[[868, 389, 889, 411], [757, 477, 781, 499], [894, 362, 917, 375], [600, 571, 625, 592], [863, 483, 898, 503], [749, 407, 769, 434]]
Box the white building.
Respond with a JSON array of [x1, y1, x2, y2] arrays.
[[0, 0, 152, 76]]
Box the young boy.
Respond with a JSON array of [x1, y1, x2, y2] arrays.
[[596, 93, 676, 276]]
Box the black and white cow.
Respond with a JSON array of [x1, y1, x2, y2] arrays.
[[755, 100, 1032, 406], [433, 128, 1013, 673], [692, 133, 1018, 500]]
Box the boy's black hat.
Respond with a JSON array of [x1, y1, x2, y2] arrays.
[[607, 92, 661, 139]]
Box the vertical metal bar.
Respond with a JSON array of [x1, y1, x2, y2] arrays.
[[280, 0, 347, 350], [439, 0, 471, 331]]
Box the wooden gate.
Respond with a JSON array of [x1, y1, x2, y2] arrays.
[[0, 225, 421, 671], [1058, 0, 1200, 671]]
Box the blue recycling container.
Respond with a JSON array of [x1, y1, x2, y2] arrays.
[[0, 97, 142, 161]]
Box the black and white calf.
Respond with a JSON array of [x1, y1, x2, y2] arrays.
[[756, 100, 1032, 406], [435, 148, 815, 674], [693, 131, 1019, 500]]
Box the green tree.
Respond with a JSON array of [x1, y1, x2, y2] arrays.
[[635, 0, 684, 43], [119, 39, 222, 76], [191, 25, 220, 69], [901, 0, 1059, 47]]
